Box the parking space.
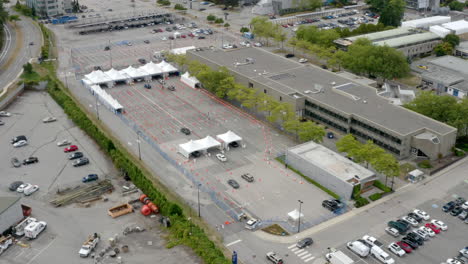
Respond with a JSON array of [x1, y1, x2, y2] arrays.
[[334, 180, 468, 264], [0, 91, 201, 263]]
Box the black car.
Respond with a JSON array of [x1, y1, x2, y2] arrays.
[[104, 46, 110, 51], [167, 85, 175, 91], [199, 8, 206, 11], [192, 151, 201, 158], [406, 232, 424, 245], [229, 141, 239, 148], [407, 212, 423, 222], [23, 157, 39, 165], [228, 179, 240, 189], [322, 200, 338, 211], [11, 135, 27, 144], [180, 127, 191, 135], [285, 53, 295, 58], [165, 27, 172, 32], [144, 84, 152, 89], [443, 201, 456, 212], [73, 157, 89, 167], [450, 206, 463, 216], [144, 40, 150, 44], [396, 219, 410, 230], [401, 237, 419, 249], [455, 197, 466, 205], [68, 152, 84, 160], [138, 58, 146, 64], [296, 237, 313, 249], [9, 181, 24, 191], [198, 36, 206, 39]]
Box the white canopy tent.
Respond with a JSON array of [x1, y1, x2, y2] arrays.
[[89, 85, 123, 113], [287, 209, 304, 221], [84, 70, 114, 87], [104, 68, 130, 85], [140, 61, 164, 77], [178, 140, 204, 158], [408, 169, 424, 183], [180, 72, 200, 89], [216, 130, 242, 149], [170, 46, 196, 55], [120, 66, 151, 82], [158, 61, 178, 74], [198, 136, 221, 150]]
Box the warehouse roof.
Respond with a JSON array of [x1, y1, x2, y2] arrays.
[[346, 27, 415, 42], [0, 197, 20, 215], [373, 32, 440, 48], [429, 55, 468, 75], [188, 47, 456, 135]]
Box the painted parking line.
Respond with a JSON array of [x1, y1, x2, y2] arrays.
[[297, 251, 309, 257], [294, 249, 305, 254], [291, 247, 300, 252], [287, 244, 296, 249], [304, 256, 315, 262], [301, 253, 312, 259], [225, 239, 242, 247]]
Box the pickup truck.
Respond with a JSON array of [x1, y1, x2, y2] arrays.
[[79, 233, 100, 257]]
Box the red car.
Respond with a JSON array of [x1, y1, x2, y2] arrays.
[[396, 241, 412, 253], [64, 145, 78, 152], [425, 223, 441, 234], [188, 33, 194, 37], [282, 24, 288, 28], [181, 34, 186, 38]]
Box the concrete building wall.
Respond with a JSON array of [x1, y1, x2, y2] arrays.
[[0, 199, 23, 234], [285, 150, 355, 200], [398, 40, 441, 57]]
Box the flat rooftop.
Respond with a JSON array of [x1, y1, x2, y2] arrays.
[[289, 141, 374, 183], [188, 47, 456, 136], [429, 55, 468, 75], [373, 32, 440, 48], [346, 27, 415, 42]]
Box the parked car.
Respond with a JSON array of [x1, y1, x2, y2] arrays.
[[388, 242, 405, 257], [430, 219, 447, 230], [138, 58, 146, 64], [241, 173, 254, 182], [0, 111, 11, 117], [443, 201, 456, 212], [450, 206, 463, 216], [413, 209, 430, 220], [462, 201, 468, 210], [23, 157, 39, 165], [322, 200, 339, 211], [298, 58, 308, 63], [64, 145, 78, 152], [144, 40, 150, 44], [446, 258, 464, 264], [227, 179, 240, 189], [285, 53, 295, 58], [104, 46, 110, 51], [17, 183, 32, 193], [167, 85, 175, 91], [401, 216, 419, 227], [57, 139, 71, 146], [266, 252, 283, 264], [229, 141, 239, 148], [385, 227, 399, 237], [11, 157, 21, 168], [9, 181, 24, 191], [396, 241, 412, 253], [73, 157, 89, 167], [198, 36, 205, 39], [407, 212, 423, 222], [388, 221, 408, 234], [13, 140, 28, 148], [180, 127, 191, 135], [296, 237, 313, 249], [419, 226, 435, 237], [458, 210, 468, 220], [395, 219, 410, 231], [347, 240, 370, 257], [455, 197, 465, 205], [401, 237, 419, 249], [191, 151, 201, 158], [144, 84, 152, 89], [362, 235, 383, 248], [424, 222, 441, 234], [406, 232, 424, 245], [412, 229, 429, 241], [11, 135, 27, 144], [69, 152, 84, 160], [43, 116, 57, 123], [24, 185, 39, 196], [83, 174, 99, 182], [216, 153, 227, 162], [245, 218, 259, 230], [0, 120, 4, 126]]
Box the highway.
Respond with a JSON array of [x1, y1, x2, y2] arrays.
[[0, 11, 42, 95]]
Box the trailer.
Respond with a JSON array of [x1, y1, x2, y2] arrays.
[[325, 248, 355, 264], [12, 217, 36, 237], [79, 233, 100, 257], [24, 220, 47, 239], [108, 203, 133, 218], [0, 235, 13, 256]]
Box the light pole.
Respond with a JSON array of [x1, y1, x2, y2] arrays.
[[197, 183, 201, 217], [297, 200, 303, 233], [136, 131, 142, 160], [108, 40, 113, 68], [95, 95, 100, 120]]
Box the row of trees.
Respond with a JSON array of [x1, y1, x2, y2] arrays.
[[168, 54, 326, 143], [336, 134, 400, 187], [206, 14, 224, 24], [250, 17, 287, 48]]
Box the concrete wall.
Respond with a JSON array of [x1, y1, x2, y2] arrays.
[[285, 150, 354, 200], [398, 40, 441, 58], [0, 199, 23, 234]]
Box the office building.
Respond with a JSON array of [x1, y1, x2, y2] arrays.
[[26, 0, 72, 17]]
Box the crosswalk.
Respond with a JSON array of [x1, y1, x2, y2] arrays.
[[287, 244, 316, 263]]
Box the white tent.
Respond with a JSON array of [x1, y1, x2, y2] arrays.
[[442, 20, 468, 35], [104, 68, 130, 85], [89, 85, 123, 113], [408, 169, 424, 183], [287, 209, 304, 221], [178, 140, 204, 158], [180, 72, 200, 89], [430, 25, 451, 38], [140, 61, 164, 77], [198, 136, 221, 151], [157, 61, 178, 74], [216, 130, 242, 149], [120, 66, 150, 82], [84, 70, 113, 86], [170, 46, 196, 55]]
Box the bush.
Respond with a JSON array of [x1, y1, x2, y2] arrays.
[[418, 160, 432, 168], [240, 27, 249, 33], [373, 180, 391, 193], [354, 196, 369, 208], [214, 18, 224, 24], [369, 193, 382, 201], [352, 184, 361, 199], [174, 3, 187, 10], [157, 0, 171, 6]]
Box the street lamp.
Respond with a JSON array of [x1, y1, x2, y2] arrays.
[[297, 200, 303, 233], [197, 183, 202, 217], [95, 95, 100, 120], [136, 131, 142, 160]]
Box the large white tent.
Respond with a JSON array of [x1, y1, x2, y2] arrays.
[[216, 131, 242, 149], [104, 68, 130, 85], [140, 61, 164, 77], [287, 209, 304, 221], [84, 70, 114, 87], [180, 72, 200, 89], [89, 85, 123, 113], [178, 136, 222, 158], [158, 61, 178, 74], [120, 66, 151, 82], [198, 136, 221, 150]]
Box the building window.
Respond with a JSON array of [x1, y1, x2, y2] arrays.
[[263, 89, 267, 94], [249, 82, 253, 88]]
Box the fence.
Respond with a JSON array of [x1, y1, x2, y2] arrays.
[[117, 113, 244, 221]]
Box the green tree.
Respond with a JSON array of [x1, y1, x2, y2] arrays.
[[371, 152, 399, 188], [366, 0, 386, 12], [404, 91, 458, 124], [379, 0, 405, 27], [296, 25, 340, 47], [268, 102, 295, 123], [8, 14, 20, 24], [354, 140, 385, 168], [206, 14, 216, 22], [223, 22, 230, 28], [31, 6, 36, 17], [443, 34, 460, 47], [214, 18, 224, 24], [298, 121, 325, 142], [274, 30, 287, 49], [284, 118, 302, 140], [23, 62, 33, 74], [215, 75, 235, 98], [250, 16, 279, 45], [240, 27, 249, 33], [336, 134, 360, 155], [174, 3, 187, 10], [434, 42, 454, 56], [449, 1, 464, 11]]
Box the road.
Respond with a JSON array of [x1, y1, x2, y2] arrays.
[[0, 11, 42, 95]]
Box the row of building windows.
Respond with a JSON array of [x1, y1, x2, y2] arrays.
[[304, 109, 347, 133], [305, 100, 348, 123], [350, 128, 401, 155], [351, 118, 402, 145]]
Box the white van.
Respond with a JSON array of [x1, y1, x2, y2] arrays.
[[371, 246, 395, 264], [245, 218, 259, 230], [347, 241, 370, 257], [24, 220, 47, 239]]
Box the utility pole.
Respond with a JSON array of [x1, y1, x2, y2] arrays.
[[297, 200, 303, 233], [137, 131, 141, 160], [95, 95, 100, 120]]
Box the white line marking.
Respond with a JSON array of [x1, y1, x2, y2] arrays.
[[297, 251, 309, 257], [301, 253, 312, 259], [291, 247, 300, 252], [225, 239, 242, 247], [288, 244, 297, 249], [304, 256, 315, 262], [27, 237, 55, 264], [295, 249, 305, 254]]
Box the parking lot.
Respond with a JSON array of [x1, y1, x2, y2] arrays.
[[333, 181, 468, 264], [0, 91, 201, 263]]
